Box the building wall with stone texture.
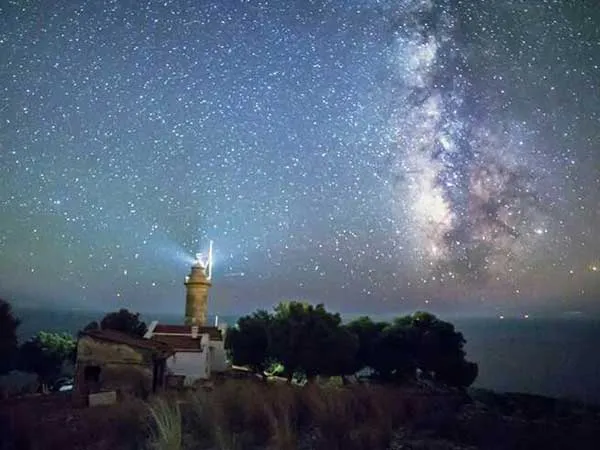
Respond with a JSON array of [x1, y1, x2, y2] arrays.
[[75, 336, 157, 398]]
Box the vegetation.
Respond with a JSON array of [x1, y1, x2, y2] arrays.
[[268, 302, 359, 382], [148, 396, 182, 450], [223, 310, 273, 379], [3, 380, 599, 450], [0, 298, 20, 374], [226, 302, 478, 388], [1, 299, 599, 450], [82, 308, 148, 337], [145, 380, 463, 450], [17, 331, 76, 389]]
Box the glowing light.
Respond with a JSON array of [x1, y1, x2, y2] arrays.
[[207, 240, 214, 280], [193, 241, 215, 279]]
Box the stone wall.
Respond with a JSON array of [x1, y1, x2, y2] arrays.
[[75, 337, 156, 399], [77, 336, 155, 365]]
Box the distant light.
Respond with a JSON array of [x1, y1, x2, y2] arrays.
[[592, 266, 598, 272], [499, 315, 504, 320], [523, 314, 529, 319]]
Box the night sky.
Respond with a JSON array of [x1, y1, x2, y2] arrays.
[[1, 0, 599, 317]]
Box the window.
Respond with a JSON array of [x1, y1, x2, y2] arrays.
[[84, 365, 101, 383]]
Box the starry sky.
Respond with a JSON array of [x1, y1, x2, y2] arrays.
[[1, 0, 599, 317]]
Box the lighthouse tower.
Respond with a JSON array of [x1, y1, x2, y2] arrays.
[[184, 253, 212, 326]]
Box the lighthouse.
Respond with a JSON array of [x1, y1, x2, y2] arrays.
[[184, 250, 212, 326]]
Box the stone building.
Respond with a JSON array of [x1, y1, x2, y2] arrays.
[[74, 329, 173, 400]]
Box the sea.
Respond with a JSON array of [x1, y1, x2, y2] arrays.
[[13, 307, 600, 405]]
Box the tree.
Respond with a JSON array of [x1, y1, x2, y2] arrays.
[[18, 331, 76, 390], [269, 302, 357, 382], [225, 303, 478, 388], [368, 321, 417, 382], [0, 299, 20, 374], [344, 316, 388, 374], [346, 311, 478, 387], [435, 360, 478, 388], [405, 311, 478, 388], [318, 325, 359, 380], [225, 310, 273, 379], [99, 309, 147, 337]]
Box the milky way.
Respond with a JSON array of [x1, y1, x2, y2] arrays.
[[0, 0, 598, 316], [389, 1, 553, 285]]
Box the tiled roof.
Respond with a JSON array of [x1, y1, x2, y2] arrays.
[[81, 329, 174, 357], [150, 335, 204, 351], [153, 324, 190, 334], [153, 324, 223, 341]]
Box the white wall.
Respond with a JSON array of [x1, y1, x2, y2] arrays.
[[166, 351, 210, 382], [209, 340, 230, 372]]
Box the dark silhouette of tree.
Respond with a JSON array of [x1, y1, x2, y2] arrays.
[[348, 311, 478, 387], [0, 299, 20, 374], [319, 325, 359, 381], [225, 304, 478, 388], [344, 316, 388, 374], [18, 331, 76, 390], [435, 359, 478, 388], [369, 321, 417, 382], [404, 311, 478, 388], [269, 301, 356, 382], [99, 309, 147, 337], [225, 310, 273, 379]]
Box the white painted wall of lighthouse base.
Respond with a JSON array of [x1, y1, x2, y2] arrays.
[[209, 340, 230, 372], [166, 351, 211, 384]]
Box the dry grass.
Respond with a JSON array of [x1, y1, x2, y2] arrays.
[[4, 384, 599, 450], [143, 380, 460, 450], [0, 382, 462, 450], [0, 393, 148, 450], [147, 397, 182, 450]]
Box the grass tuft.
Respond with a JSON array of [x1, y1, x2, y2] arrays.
[[147, 396, 182, 450]]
